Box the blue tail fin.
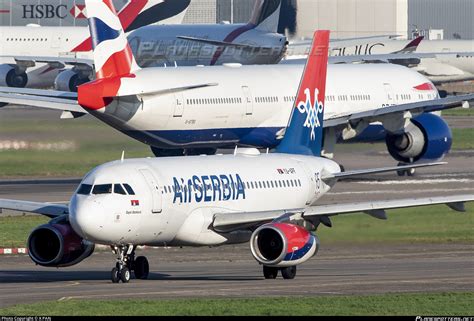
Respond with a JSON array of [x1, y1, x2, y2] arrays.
[[276, 30, 330, 156]]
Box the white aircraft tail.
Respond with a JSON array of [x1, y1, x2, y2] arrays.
[[85, 0, 140, 80], [249, 0, 282, 33]]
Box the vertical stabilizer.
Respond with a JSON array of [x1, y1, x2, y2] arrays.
[[85, 0, 140, 79], [276, 30, 330, 156], [249, 0, 281, 33]]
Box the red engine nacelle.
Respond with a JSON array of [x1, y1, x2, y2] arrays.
[[250, 223, 319, 267], [27, 220, 94, 267]]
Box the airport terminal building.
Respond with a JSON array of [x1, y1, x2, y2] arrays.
[[0, 0, 472, 40]]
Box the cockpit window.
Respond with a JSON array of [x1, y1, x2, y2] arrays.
[[77, 184, 92, 195], [114, 184, 127, 195], [123, 184, 135, 195], [92, 184, 113, 195]]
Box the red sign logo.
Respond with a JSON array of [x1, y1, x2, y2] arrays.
[[131, 200, 140, 206], [70, 4, 87, 19]]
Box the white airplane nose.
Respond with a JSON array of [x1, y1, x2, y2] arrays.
[[70, 196, 106, 242]]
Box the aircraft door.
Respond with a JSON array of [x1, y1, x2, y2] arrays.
[[139, 169, 162, 213], [173, 93, 185, 117], [383, 83, 394, 105], [52, 33, 62, 48], [298, 162, 318, 205], [242, 86, 254, 116]]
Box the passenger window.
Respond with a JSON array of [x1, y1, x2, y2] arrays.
[[92, 184, 113, 195], [77, 184, 92, 195], [123, 184, 135, 195], [114, 184, 127, 195]]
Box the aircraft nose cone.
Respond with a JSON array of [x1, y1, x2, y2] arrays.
[[70, 196, 105, 242]]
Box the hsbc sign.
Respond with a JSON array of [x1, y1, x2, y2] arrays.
[[22, 4, 87, 19]]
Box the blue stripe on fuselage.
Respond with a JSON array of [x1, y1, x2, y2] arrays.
[[88, 17, 121, 48], [123, 127, 284, 149]]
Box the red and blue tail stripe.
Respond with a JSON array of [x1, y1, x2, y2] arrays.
[[88, 17, 121, 48]]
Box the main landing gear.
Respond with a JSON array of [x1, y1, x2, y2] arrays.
[[263, 266, 297, 280], [111, 245, 149, 283]]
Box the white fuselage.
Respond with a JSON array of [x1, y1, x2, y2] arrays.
[[0, 23, 286, 88], [93, 63, 439, 149], [0, 26, 91, 87], [69, 153, 340, 247], [328, 39, 474, 83]]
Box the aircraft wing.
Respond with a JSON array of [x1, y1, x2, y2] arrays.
[[0, 199, 69, 218], [176, 36, 272, 51], [212, 194, 474, 232], [283, 52, 474, 67], [0, 87, 84, 113], [0, 55, 94, 71], [323, 93, 474, 128]]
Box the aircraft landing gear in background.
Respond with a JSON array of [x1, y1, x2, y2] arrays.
[[111, 245, 149, 283], [263, 266, 297, 279], [397, 162, 416, 177]]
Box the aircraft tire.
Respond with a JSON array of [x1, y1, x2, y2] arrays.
[[134, 256, 149, 280], [263, 266, 279, 279], [111, 267, 120, 283], [281, 266, 297, 280]]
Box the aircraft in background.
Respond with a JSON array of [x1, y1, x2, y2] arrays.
[[0, 0, 191, 90], [0, 0, 286, 92], [1, 0, 473, 175], [128, 0, 286, 67], [1, 26, 472, 283], [287, 37, 474, 84]]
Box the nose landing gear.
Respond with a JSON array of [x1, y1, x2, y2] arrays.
[[111, 245, 149, 283]]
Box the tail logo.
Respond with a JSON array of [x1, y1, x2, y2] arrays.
[[296, 88, 324, 141]]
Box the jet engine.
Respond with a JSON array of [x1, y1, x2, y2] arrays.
[[27, 218, 94, 267], [250, 223, 319, 267], [386, 113, 452, 164], [0, 64, 28, 88], [54, 69, 91, 92]]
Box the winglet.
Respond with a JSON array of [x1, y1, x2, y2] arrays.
[[394, 36, 424, 54], [276, 30, 330, 156]]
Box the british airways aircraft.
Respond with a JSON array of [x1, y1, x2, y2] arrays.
[[0, 14, 472, 283], [0, 0, 190, 90], [0, 0, 286, 92], [1, 0, 473, 175]]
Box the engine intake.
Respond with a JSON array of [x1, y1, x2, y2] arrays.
[[28, 220, 94, 267], [54, 69, 91, 92], [250, 223, 319, 267], [0, 64, 28, 88], [386, 113, 452, 163]]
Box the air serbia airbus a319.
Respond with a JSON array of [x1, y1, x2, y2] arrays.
[[0, 5, 472, 283]]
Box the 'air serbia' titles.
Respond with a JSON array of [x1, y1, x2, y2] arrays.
[[173, 174, 246, 204]]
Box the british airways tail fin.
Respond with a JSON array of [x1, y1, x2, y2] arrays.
[[72, 0, 190, 52], [85, 0, 140, 80], [276, 30, 330, 156], [249, 0, 281, 33]]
